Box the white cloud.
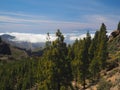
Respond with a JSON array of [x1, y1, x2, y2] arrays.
[[0, 32, 95, 43], [69, 34, 94, 41], [1, 32, 56, 43]]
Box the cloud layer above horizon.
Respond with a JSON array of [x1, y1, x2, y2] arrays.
[[0, 32, 95, 43]]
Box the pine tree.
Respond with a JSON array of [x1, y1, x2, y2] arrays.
[[89, 31, 100, 61], [40, 29, 72, 90], [0, 36, 2, 43], [67, 44, 74, 61], [79, 39, 90, 89], [98, 23, 108, 69], [89, 23, 108, 82], [52, 29, 72, 89], [89, 38, 100, 81], [37, 57, 55, 90], [45, 32, 51, 49], [89, 57, 100, 81], [117, 21, 120, 30], [71, 32, 92, 89], [89, 39, 95, 62]]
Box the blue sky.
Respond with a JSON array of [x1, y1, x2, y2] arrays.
[[0, 0, 120, 33]]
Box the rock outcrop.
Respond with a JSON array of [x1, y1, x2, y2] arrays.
[[109, 30, 120, 41]]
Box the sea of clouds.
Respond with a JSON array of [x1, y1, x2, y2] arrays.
[[0, 30, 112, 44], [0, 32, 94, 43]]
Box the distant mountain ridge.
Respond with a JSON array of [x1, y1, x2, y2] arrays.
[[0, 35, 28, 59], [0, 34, 45, 50]]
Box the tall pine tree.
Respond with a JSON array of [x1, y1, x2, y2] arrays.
[[0, 36, 2, 43], [89, 23, 108, 82], [41, 29, 73, 90], [79, 36, 91, 89], [72, 32, 91, 89], [117, 21, 120, 30], [98, 23, 108, 69]]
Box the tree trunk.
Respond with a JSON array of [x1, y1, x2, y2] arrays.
[[57, 82, 60, 90], [83, 77, 86, 90]]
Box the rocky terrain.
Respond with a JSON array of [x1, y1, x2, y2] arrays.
[[86, 29, 120, 90]]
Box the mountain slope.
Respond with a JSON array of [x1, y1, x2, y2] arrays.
[[106, 30, 120, 90], [0, 34, 45, 50], [86, 30, 120, 90], [0, 37, 28, 62]]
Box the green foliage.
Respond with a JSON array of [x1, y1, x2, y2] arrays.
[[0, 36, 2, 43], [117, 21, 120, 30], [0, 25, 109, 90], [71, 32, 92, 89], [89, 57, 100, 81], [108, 34, 120, 54], [45, 32, 51, 49], [98, 23, 108, 69], [37, 58, 55, 90], [70, 23, 108, 89], [89, 23, 108, 81], [0, 58, 38, 90], [37, 29, 73, 90]]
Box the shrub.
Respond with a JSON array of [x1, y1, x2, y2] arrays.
[[97, 79, 112, 90]]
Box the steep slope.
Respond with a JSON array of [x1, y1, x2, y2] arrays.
[[108, 30, 120, 54], [10, 46, 28, 59], [106, 30, 120, 90], [85, 30, 120, 90]]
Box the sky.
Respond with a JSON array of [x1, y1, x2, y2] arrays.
[[0, 0, 120, 33]]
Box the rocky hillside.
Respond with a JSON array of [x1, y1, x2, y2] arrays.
[[108, 30, 120, 54], [107, 29, 120, 90], [86, 29, 120, 90]]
